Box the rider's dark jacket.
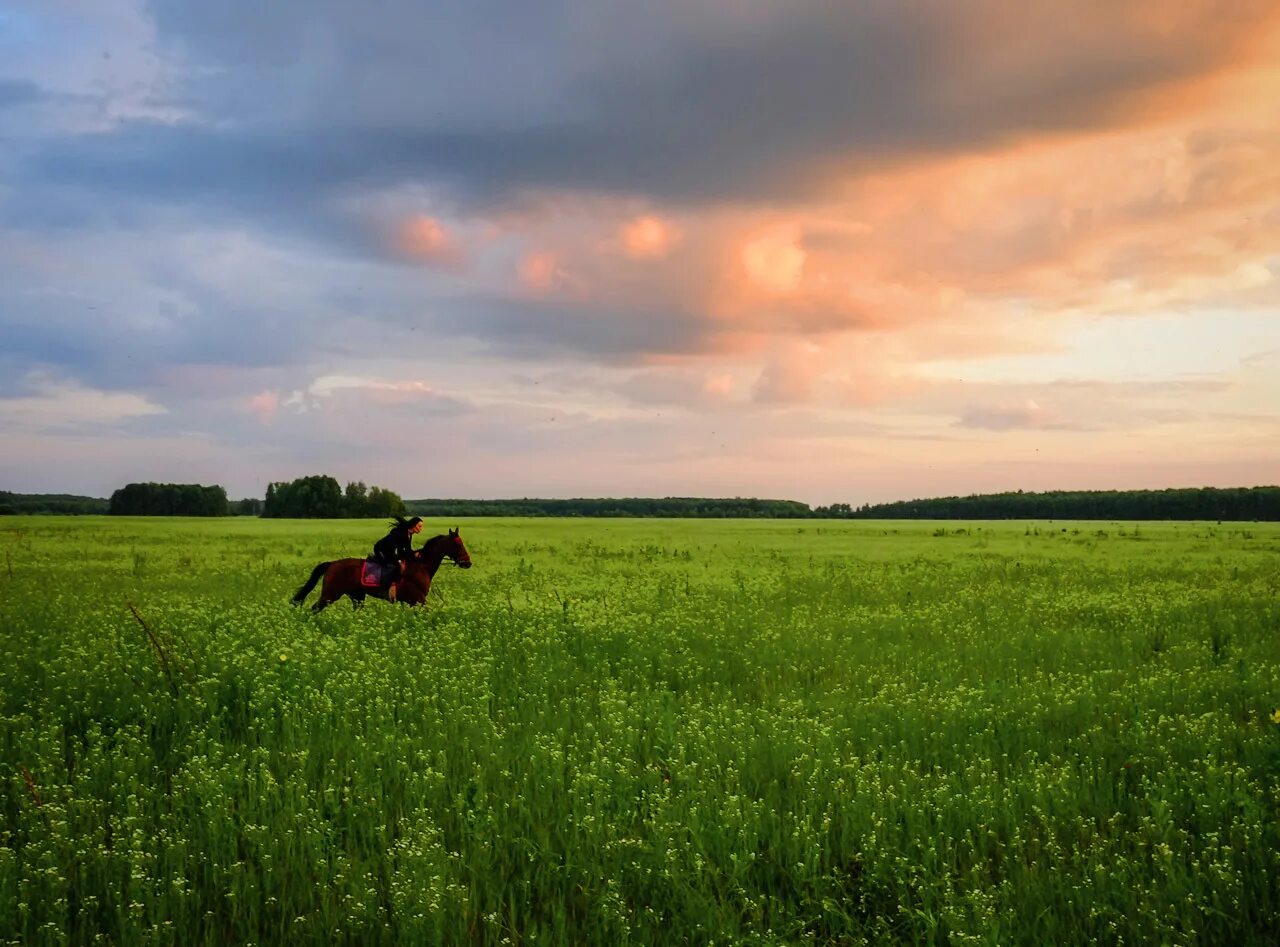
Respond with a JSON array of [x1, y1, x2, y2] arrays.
[[372, 525, 414, 565]]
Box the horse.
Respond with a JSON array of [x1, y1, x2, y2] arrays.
[[291, 528, 472, 611]]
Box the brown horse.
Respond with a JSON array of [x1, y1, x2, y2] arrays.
[[291, 529, 472, 611]]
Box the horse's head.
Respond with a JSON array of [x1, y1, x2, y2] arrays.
[[419, 528, 472, 568], [446, 527, 472, 568]]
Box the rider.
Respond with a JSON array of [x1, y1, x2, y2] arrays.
[[372, 516, 423, 593]]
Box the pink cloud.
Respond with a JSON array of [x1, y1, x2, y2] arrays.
[[246, 389, 280, 424], [394, 215, 465, 268], [354, 26, 1280, 384], [752, 344, 824, 404], [613, 368, 740, 407], [958, 399, 1072, 431], [619, 215, 678, 259], [518, 250, 579, 294]]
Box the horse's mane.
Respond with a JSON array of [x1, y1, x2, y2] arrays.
[[415, 533, 451, 557]]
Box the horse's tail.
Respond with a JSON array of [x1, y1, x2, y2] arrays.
[[292, 561, 331, 605]]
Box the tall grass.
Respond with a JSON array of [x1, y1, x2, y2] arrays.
[[1, 517, 1278, 944]]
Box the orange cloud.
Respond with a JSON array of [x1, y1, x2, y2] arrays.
[[518, 250, 572, 293], [419, 34, 1279, 377], [395, 215, 464, 267], [703, 373, 734, 399], [741, 228, 806, 294], [620, 215, 678, 259]]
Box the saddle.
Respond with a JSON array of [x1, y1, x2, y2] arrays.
[[360, 559, 397, 588]]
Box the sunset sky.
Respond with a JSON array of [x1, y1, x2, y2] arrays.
[[2, 0, 1278, 504]]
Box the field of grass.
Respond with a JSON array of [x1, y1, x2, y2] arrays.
[[2, 515, 1279, 945]]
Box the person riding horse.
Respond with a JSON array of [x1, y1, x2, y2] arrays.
[[293, 527, 471, 610], [371, 515, 423, 592]]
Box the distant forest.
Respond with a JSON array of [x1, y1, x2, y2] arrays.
[[406, 497, 813, 518], [0, 491, 109, 515], [837, 486, 1279, 521], [109, 482, 229, 517], [2, 485, 1277, 520], [263, 476, 406, 519], [408, 487, 1279, 520], [1, 487, 258, 516]]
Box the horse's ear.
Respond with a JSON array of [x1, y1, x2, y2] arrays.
[[449, 527, 458, 537]]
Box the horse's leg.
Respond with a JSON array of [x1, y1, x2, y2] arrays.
[[311, 571, 337, 612], [350, 592, 365, 609]]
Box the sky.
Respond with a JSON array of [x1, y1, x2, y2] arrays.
[[1, 0, 1278, 505]]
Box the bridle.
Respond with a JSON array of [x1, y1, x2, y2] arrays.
[[416, 534, 471, 567]]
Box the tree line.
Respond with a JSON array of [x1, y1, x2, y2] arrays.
[[1, 477, 400, 518], [263, 476, 406, 518], [408, 487, 1278, 520], [109, 482, 229, 516], [0, 491, 110, 515], [830, 486, 1280, 521], [4, 484, 1277, 520], [405, 497, 814, 518]]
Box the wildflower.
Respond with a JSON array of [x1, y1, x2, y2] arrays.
[[1270, 708, 1280, 725], [279, 653, 288, 662]]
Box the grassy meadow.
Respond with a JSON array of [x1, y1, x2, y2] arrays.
[[1, 515, 1279, 945]]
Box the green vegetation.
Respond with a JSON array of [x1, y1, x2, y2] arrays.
[[407, 497, 812, 518], [232, 498, 264, 517], [2, 516, 1278, 944], [265, 476, 405, 519], [109, 483, 230, 517], [8, 486, 1279, 521], [409, 487, 1280, 521], [0, 492, 108, 516], [839, 485, 1280, 521]]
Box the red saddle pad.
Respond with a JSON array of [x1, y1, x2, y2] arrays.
[[360, 560, 390, 587]]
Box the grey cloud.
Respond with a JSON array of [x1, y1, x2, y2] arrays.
[[0, 282, 309, 392], [613, 370, 733, 409], [426, 295, 718, 361], [12, 123, 370, 242], [0, 78, 43, 109], [949, 376, 1230, 432], [957, 402, 1085, 431], [22, 0, 1265, 215], [0, 206, 465, 397], [3, 0, 1272, 396]]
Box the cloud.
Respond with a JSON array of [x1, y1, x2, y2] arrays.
[[0, 78, 43, 110], [394, 215, 465, 268], [741, 229, 806, 294], [0, 373, 165, 431], [6, 1, 1278, 372], [304, 375, 473, 414], [614, 368, 737, 407], [2, 0, 1279, 500], [17, 1, 1278, 217], [517, 251, 572, 293], [0, 1, 189, 132], [752, 344, 823, 404], [246, 390, 279, 424], [619, 215, 677, 259], [957, 399, 1075, 431], [120, 1, 1275, 206], [0, 222, 451, 392]]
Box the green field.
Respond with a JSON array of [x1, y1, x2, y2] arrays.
[[2, 516, 1279, 945]]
